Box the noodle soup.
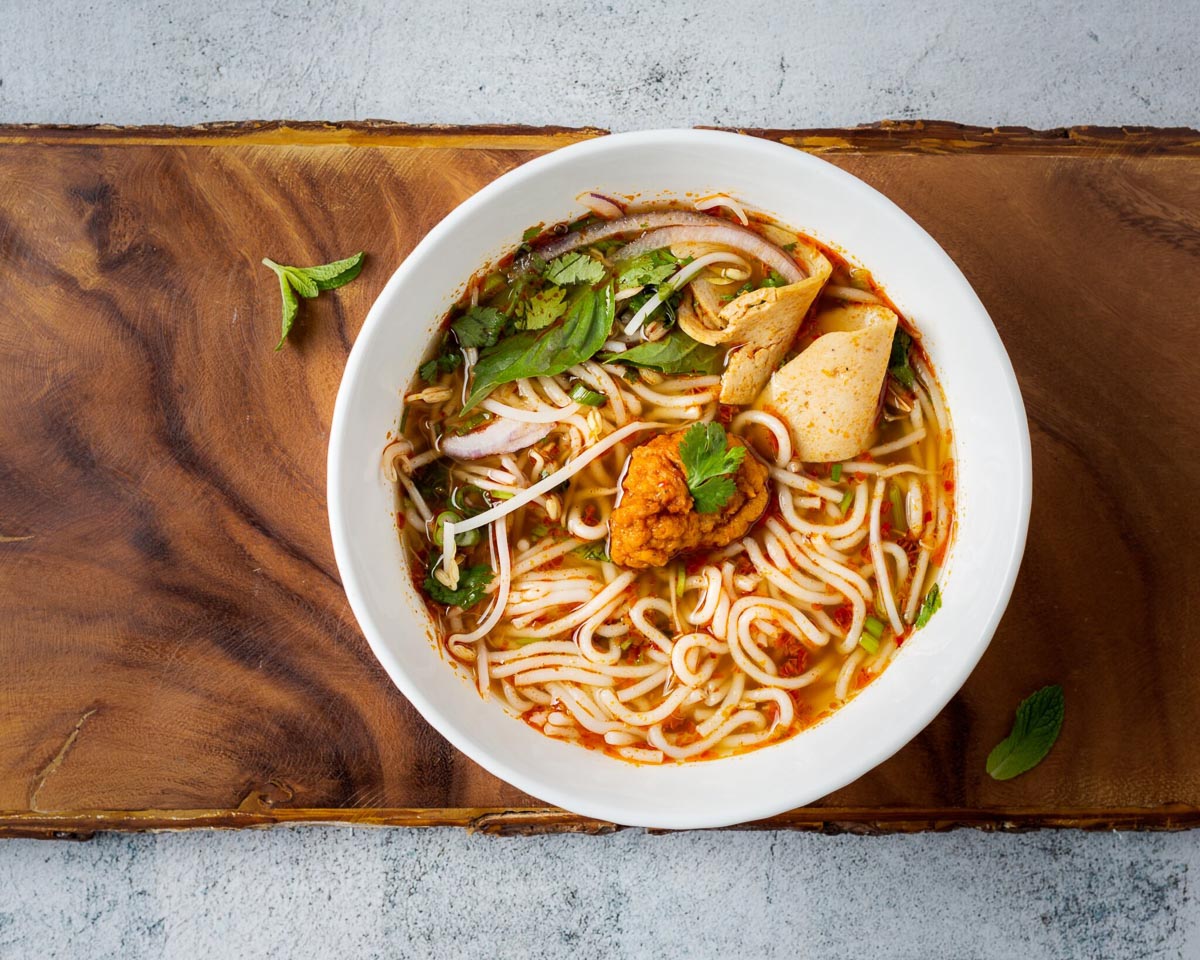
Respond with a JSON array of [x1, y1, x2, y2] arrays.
[[386, 197, 954, 765]]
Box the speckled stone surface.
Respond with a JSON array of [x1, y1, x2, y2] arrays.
[[1, 0, 1195, 128], [2, 1, 1198, 957], [1, 828, 1196, 958]]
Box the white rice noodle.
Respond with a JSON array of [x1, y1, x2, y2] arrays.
[[904, 547, 933, 624], [783, 479, 868, 538], [616, 666, 673, 703], [448, 518, 511, 648], [575, 595, 629, 666], [510, 571, 636, 639], [598, 685, 693, 726], [881, 541, 911, 589], [835, 648, 867, 701], [770, 467, 844, 502], [625, 378, 717, 409], [868, 479, 904, 635], [869, 427, 927, 458], [684, 566, 724, 626], [648, 710, 764, 760], [671, 631, 728, 687], [731, 410, 792, 466], [629, 597, 675, 654], [743, 538, 836, 611], [481, 396, 579, 424]]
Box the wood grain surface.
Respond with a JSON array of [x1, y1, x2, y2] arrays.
[[2, 121, 1198, 837]]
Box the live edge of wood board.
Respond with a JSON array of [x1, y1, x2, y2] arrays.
[[2, 120, 1198, 839]]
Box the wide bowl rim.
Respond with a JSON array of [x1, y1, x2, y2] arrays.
[[327, 128, 1032, 829]]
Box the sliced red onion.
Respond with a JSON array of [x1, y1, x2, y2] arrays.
[[694, 194, 750, 226], [579, 192, 625, 220], [440, 418, 552, 460], [613, 225, 805, 284], [535, 211, 721, 261]]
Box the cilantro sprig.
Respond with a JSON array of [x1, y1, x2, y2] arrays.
[[263, 252, 365, 350], [543, 252, 606, 286], [452, 306, 507, 349], [678, 423, 746, 514], [424, 564, 493, 609], [889, 329, 916, 389]]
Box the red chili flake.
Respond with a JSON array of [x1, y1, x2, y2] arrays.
[[923, 510, 933, 523], [943, 481, 955, 492], [684, 554, 706, 575], [717, 404, 736, 425], [778, 647, 809, 678], [831, 602, 854, 630], [880, 521, 892, 538], [582, 502, 599, 525]]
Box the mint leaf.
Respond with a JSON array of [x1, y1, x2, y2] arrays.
[[519, 287, 568, 331], [914, 582, 942, 628], [616, 247, 680, 288], [424, 564, 493, 609], [544, 251, 606, 285], [986, 685, 1064, 781], [283, 267, 319, 299], [271, 268, 300, 351], [290, 252, 365, 291], [263, 253, 365, 349], [452, 306, 507, 349], [678, 423, 746, 514]]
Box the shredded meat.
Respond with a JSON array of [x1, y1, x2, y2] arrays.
[[609, 431, 769, 569]]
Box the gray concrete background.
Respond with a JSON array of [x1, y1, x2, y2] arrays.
[[2, 1, 1198, 957]]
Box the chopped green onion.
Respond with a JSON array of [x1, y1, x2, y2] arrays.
[[490, 490, 515, 501], [859, 633, 880, 654], [529, 523, 549, 539], [522, 225, 541, 242], [432, 511, 482, 549], [888, 484, 905, 525], [568, 382, 607, 407], [480, 272, 505, 298], [676, 564, 686, 597], [831, 463, 843, 482], [864, 616, 885, 639], [512, 636, 541, 647], [839, 488, 855, 514], [915, 583, 942, 628]]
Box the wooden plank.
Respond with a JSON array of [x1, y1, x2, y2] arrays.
[[1, 123, 1198, 834]]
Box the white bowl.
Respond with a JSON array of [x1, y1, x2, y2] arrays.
[[328, 129, 1031, 829]]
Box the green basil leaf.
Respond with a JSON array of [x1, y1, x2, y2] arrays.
[[986, 685, 1065, 781], [463, 283, 615, 410], [601, 328, 725, 375]]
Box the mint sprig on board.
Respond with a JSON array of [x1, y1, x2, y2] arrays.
[[263, 252, 365, 350], [986, 685, 1065, 781]]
